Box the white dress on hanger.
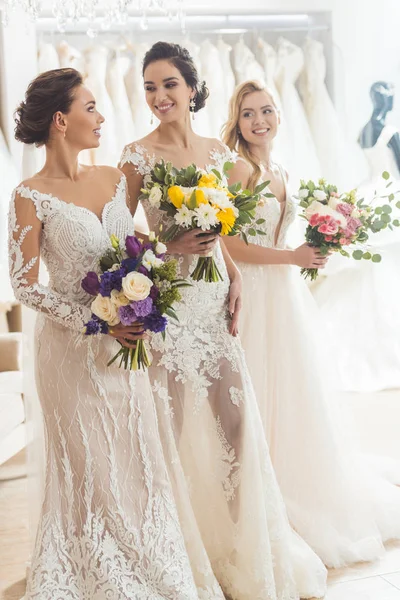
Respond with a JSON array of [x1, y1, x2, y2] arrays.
[[84, 45, 118, 166], [199, 40, 227, 137], [313, 125, 400, 392], [238, 159, 400, 567], [124, 43, 152, 141], [57, 40, 85, 73], [256, 39, 290, 168], [275, 38, 321, 189], [181, 38, 212, 139], [217, 38, 236, 113], [232, 38, 265, 85], [37, 42, 60, 73], [299, 38, 369, 190], [106, 51, 136, 150]]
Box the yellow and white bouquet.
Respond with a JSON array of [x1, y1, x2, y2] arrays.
[[139, 161, 267, 282]]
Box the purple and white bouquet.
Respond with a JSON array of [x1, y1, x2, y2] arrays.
[[81, 233, 188, 370]]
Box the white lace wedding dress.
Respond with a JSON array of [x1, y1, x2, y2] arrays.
[[237, 160, 400, 567], [8, 174, 206, 599], [120, 143, 327, 600]]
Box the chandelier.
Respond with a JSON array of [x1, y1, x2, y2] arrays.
[[1, 0, 185, 35]]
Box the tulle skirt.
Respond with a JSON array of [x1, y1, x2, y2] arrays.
[[239, 260, 400, 568]]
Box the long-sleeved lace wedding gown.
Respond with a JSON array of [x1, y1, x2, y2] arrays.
[[8, 172, 209, 599]]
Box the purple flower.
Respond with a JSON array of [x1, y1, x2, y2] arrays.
[[99, 269, 124, 297], [125, 235, 143, 258], [137, 265, 149, 275], [121, 257, 139, 273], [81, 272, 100, 296], [84, 315, 108, 335], [149, 285, 159, 300], [144, 311, 168, 333], [118, 304, 138, 326], [132, 297, 153, 318]]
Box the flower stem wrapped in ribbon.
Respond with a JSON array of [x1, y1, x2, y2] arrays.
[[298, 172, 400, 281], [81, 233, 190, 370], [139, 160, 268, 282]]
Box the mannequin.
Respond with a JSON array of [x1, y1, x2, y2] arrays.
[[359, 81, 400, 174]]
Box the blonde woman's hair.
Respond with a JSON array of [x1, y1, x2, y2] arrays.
[[221, 80, 278, 191]]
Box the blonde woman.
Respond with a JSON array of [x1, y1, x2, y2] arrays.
[[222, 80, 400, 568]]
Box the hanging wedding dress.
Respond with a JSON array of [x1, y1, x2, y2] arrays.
[[182, 38, 212, 139], [57, 40, 85, 72], [217, 38, 236, 115], [256, 38, 290, 168], [299, 38, 369, 190], [275, 38, 321, 188], [199, 39, 226, 137], [313, 126, 400, 392], [84, 45, 118, 166], [125, 42, 152, 140], [120, 142, 327, 600], [237, 159, 400, 567], [8, 173, 216, 599], [37, 41, 60, 73], [106, 49, 136, 149], [232, 37, 265, 86]]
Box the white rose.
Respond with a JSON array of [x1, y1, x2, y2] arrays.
[[155, 241, 167, 254], [142, 249, 163, 270], [110, 289, 130, 308], [149, 186, 162, 208], [313, 189, 327, 201], [148, 231, 156, 242], [298, 189, 309, 199], [328, 196, 339, 210], [122, 271, 153, 301], [91, 295, 120, 326], [305, 200, 347, 226], [351, 208, 361, 218]]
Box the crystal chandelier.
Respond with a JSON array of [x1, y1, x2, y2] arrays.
[[1, 0, 185, 35]]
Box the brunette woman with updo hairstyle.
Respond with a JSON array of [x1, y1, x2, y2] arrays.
[[9, 68, 206, 598], [119, 42, 328, 600]]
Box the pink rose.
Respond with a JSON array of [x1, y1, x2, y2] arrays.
[[310, 214, 320, 227], [318, 218, 339, 236], [346, 217, 362, 232], [337, 203, 353, 217], [339, 237, 347, 244]]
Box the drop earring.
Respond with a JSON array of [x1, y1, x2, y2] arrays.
[[189, 98, 196, 120], [150, 112, 154, 125]]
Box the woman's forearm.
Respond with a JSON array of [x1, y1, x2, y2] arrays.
[[223, 235, 294, 266]]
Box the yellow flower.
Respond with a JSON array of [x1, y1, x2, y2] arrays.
[[217, 207, 236, 236], [168, 186, 185, 208], [195, 189, 208, 206], [198, 173, 218, 188]]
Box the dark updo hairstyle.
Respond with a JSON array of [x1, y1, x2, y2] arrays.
[[142, 41, 209, 112], [14, 68, 83, 146]]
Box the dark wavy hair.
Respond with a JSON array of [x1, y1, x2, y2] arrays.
[[14, 68, 83, 146], [142, 41, 209, 112]]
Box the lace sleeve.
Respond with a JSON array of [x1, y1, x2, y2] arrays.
[[8, 188, 92, 332]]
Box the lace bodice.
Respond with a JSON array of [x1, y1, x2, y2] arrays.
[[8, 174, 134, 332], [247, 164, 296, 250]]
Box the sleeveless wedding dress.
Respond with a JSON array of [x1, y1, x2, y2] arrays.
[[182, 38, 212, 139], [8, 173, 204, 599], [237, 160, 400, 567], [313, 124, 400, 392], [120, 143, 327, 600], [106, 51, 136, 150], [199, 40, 226, 137], [217, 38, 236, 115], [299, 38, 369, 190]]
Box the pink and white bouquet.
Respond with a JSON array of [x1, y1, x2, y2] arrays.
[[298, 174, 400, 280], [81, 233, 188, 370]]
